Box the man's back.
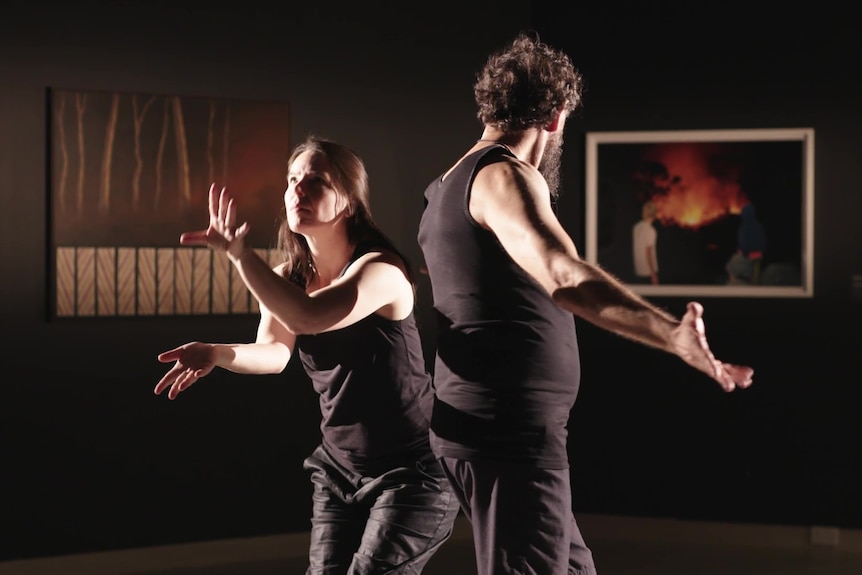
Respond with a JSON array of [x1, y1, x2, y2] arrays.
[[418, 144, 580, 469]]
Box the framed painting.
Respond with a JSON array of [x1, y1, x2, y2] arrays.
[[48, 88, 290, 318], [585, 128, 815, 298]]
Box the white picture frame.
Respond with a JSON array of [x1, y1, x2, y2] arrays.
[[585, 128, 815, 298]]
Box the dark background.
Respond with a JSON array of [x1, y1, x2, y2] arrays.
[[1, 0, 860, 562]]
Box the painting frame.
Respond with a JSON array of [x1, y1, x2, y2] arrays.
[[47, 87, 291, 319], [585, 128, 815, 298]]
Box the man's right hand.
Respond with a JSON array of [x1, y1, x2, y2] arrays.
[[673, 302, 754, 392]]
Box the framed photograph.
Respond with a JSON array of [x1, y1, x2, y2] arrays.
[[585, 128, 814, 298], [48, 88, 290, 318]]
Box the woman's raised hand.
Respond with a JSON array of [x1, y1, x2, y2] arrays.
[[179, 183, 251, 260]]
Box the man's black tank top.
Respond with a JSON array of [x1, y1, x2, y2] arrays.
[[417, 144, 580, 469], [296, 246, 434, 476]]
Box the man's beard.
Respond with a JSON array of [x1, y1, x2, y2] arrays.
[[538, 133, 564, 200]]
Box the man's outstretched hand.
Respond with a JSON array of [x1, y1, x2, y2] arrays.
[[673, 301, 754, 392]]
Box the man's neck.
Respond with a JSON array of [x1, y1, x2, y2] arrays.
[[477, 128, 546, 168]]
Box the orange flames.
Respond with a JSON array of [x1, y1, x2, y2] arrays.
[[636, 143, 749, 230]]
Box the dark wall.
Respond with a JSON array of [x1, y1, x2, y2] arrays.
[[532, 2, 862, 530], [1, 0, 860, 563], [0, 1, 528, 561]]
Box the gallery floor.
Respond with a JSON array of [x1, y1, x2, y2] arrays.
[[3, 513, 862, 575]]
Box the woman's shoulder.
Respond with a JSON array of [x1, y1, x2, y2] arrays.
[[353, 241, 406, 266]]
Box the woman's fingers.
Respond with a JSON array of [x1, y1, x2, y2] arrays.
[[225, 195, 237, 228], [179, 230, 208, 245], [217, 186, 229, 225], [208, 183, 220, 222], [235, 222, 250, 239], [167, 369, 197, 400]]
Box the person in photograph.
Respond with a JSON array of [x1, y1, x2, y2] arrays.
[[632, 199, 659, 284], [726, 202, 767, 284]]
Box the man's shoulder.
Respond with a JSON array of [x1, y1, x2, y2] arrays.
[[473, 154, 541, 197]]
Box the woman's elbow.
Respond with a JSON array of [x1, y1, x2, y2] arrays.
[[264, 343, 292, 373]]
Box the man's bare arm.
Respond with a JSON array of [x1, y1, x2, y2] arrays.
[[470, 159, 753, 391]]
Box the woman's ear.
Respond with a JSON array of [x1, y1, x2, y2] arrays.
[[341, 194, 355, 216]]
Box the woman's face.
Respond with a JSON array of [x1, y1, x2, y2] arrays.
[[284, 150, 348, 234]]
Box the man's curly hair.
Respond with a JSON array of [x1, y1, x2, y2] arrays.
[[474, 31, 583, 131]]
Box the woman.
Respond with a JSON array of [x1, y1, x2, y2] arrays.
[[155, 136, 460, 574]]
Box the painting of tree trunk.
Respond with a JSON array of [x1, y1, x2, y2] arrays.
[[48, 88, 291, 318]]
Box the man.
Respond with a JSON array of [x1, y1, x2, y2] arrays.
[[417, 31, 753, 575]]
